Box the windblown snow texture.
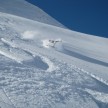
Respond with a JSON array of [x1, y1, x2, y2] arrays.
[[0, 0, 108, 108]]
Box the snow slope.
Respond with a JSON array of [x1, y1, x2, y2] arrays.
[[0, 11, 108, 108], [0, 0, 65, 28]]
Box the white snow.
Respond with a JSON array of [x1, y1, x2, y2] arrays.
[[42, 39, 51, 48], [21, 31, 38, 39], [0, 49, 22, 63], [0, 0, 65, 28], [85, 88, 108, 103], [0, 1, 108, 108], [42, 56, 57, 72], [1, 38, 16, 48], [0, 88, 15, 108]]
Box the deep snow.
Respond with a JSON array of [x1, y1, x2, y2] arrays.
[[0, 0, 108, 108]]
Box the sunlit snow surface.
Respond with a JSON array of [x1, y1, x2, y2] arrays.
[[0, 12, 108, 108], [0, 0, 65, 28]]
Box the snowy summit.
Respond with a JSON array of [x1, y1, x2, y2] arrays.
[[0, 0, 108, 108]]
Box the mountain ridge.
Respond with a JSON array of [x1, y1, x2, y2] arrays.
[[0, 0, 65, 28]]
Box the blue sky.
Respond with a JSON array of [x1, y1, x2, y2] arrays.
[[26, 0, 108, 38]]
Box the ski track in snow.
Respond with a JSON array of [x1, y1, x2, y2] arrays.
[[0, 55, 108, 108], [0, 37, 108, 108], [0, 11, 108, 108]]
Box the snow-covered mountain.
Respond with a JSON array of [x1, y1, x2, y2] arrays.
[[0, 0, 65, 28], [0, 0, 108, 108]]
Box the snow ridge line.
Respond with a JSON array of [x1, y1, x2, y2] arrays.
[[81, 69, 108, 86], [1, 87, 16, 108], [70, 64, 108, 86]]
